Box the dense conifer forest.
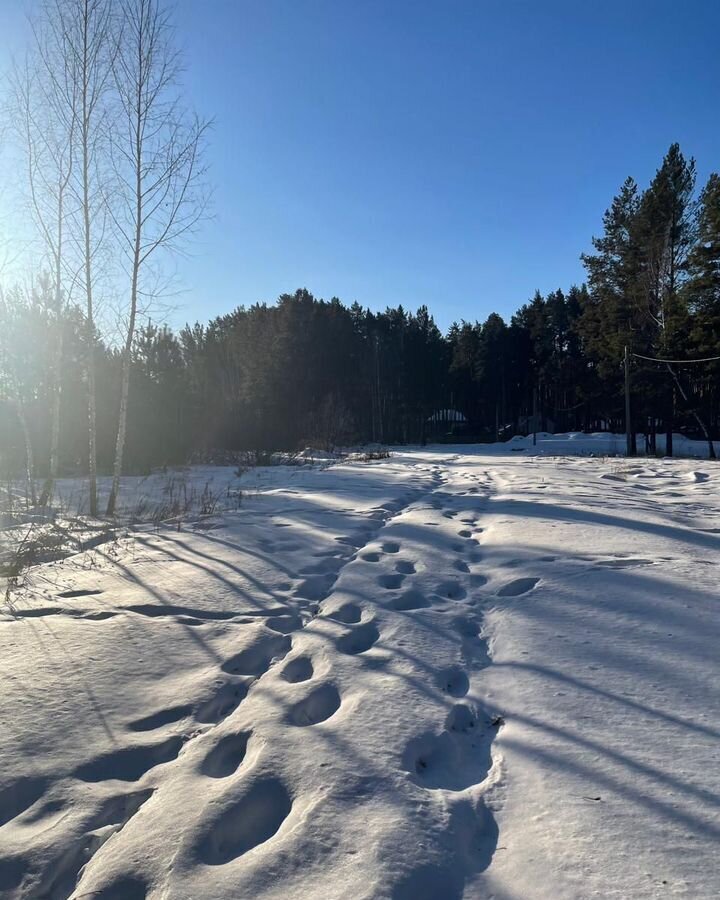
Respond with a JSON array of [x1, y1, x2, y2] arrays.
[[2, 143, 719, 476]]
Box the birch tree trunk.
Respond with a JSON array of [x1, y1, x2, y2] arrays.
[[12, 11, 77, 510], [105, 0, 208, 517], [38, 194, 66, 506], [74, 0, 113, 516]]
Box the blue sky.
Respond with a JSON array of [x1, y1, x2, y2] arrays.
[[3, 0, 720, 332]]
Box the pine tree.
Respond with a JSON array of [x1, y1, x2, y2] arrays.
[[687, 173, 720, 339], [687, 173, 720, 439], [581, 177, 646, 444], [635, 145, 714, 455]]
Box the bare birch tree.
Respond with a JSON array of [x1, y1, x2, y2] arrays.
[[53, 0, 115, 516], [105, 0, 209, 516], [10, 15, 78, 507]]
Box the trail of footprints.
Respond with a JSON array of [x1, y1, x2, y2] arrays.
[[15, 623, 330, 896], [353, 488, 504, 805], [203, 485, 496, 871], [181, 492, 453, 872], [361, 508, 491, 616], [373, 470, 509, 895], [4, 490, 434, 895], [0, 614, 326, 897], [2, 474, 535, 896]]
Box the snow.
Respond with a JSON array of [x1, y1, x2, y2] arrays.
[[1, 443, 719, 899], [503, 430, 719, 457]]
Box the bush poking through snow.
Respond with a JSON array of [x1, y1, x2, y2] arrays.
[[349, 449, 392, 462]]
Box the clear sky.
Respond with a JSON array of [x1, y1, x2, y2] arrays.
[[2, 0, 720, 332]]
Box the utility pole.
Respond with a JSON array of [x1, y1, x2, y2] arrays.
[[624, 345, 633, 456]]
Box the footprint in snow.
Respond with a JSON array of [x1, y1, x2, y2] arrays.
[[469, 572, 488, 588], [497, 577, 540, 597], [197, 778, 292, 864], [74, 735, 185, 783], [221, 633, 291, 676], [280, 656, 314, 683], [402, 704, 499, 792], [337, 621, 380, 654], [98, 876, 149, 900], [265, 613, 304, 634], [437, 666, 469, 697], [195, 680, 249, 724], [201, 732, 250, 778], [435, 580, 467, 601], [391, 590, 430, 611], [360, 551, 381, 562], [323, 602, 362, 624], [378, 573, 405, 590], [127, 704, 193, 732], [0, 776, 48, 828], [287, 683, 341, 726], [293, 574, 335, 602]]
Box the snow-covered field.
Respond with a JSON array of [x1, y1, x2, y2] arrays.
[[1, 447, 719, 899]]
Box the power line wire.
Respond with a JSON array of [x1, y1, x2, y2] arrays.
[[631, 352, 720, 364]]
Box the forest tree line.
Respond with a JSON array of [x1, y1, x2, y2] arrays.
[[2, 142, 720, 483]]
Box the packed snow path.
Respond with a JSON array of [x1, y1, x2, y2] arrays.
[[1, 451, 719, 899]]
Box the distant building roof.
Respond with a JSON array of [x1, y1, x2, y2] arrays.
[[427, 409, 467, 423]]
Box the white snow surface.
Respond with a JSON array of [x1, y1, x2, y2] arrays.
[[1, 447, 719, 899]]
